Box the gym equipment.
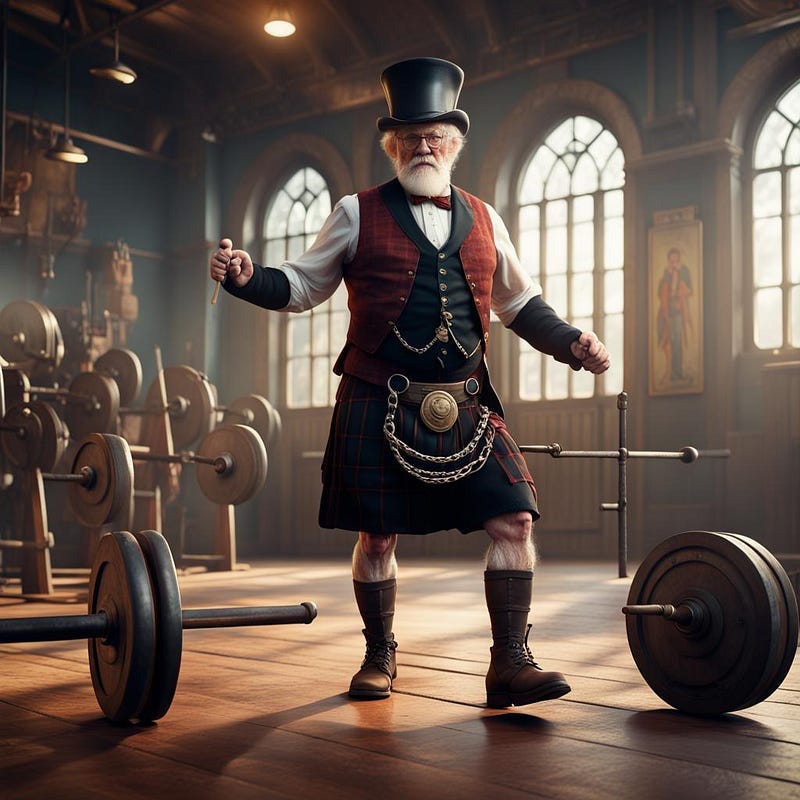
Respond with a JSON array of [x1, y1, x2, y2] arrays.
[[520, 392, 729, 577], [0, 528, 317, 722], [623, 530, 799, 715]]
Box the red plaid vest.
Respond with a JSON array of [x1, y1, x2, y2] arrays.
[[341, 181, 497, 357]]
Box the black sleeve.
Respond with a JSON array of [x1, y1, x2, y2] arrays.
[[223, 263, 291, 310], [507, 295, 583, 370]]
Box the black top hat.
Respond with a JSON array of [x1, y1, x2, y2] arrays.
[[377, 57, 470, 135]]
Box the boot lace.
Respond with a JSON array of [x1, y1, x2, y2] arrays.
[[507, 624, 542, 670], [362, 634, 398, 674]]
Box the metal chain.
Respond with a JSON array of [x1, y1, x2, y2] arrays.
[[383, 387, 495, 483], [390, 309, 481, 359]]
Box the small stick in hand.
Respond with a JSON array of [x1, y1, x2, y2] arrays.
[[210, 240, 227, 306]]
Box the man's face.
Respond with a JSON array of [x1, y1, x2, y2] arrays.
[[389, 124, 463, 196]]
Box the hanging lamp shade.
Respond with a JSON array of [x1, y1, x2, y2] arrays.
[[46, 51, 88, 164], [264, 6, 296, 37], [46, 134, 88, 163], [90, 28, 136, 84]]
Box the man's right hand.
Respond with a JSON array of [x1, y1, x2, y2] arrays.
[[210, 238, 254, 288]]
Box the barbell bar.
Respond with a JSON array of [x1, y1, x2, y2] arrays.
[[0, 529, 317, 722]]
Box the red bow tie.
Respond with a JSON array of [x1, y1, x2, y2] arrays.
[[410, 194, 451, 210]]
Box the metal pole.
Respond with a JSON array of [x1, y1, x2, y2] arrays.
[[617, 392, 628, 578], [0, 612, 109, 643], [181, 602, 318, 629]]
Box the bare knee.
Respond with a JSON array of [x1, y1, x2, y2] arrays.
[[359, 533, 397, 559], [484, 511, 533, 544]]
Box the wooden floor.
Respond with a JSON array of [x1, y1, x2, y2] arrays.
[[1, 557, 799, 800]]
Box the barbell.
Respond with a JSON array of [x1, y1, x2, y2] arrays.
[[0, 528, 317, 722], [0, 401, 268, 516], [622, 530, 798, 716], [2, 366, 120, 444]]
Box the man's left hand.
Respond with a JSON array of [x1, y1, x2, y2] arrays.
[[571, 331, 610, 374]]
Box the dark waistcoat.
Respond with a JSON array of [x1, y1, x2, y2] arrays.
[[336, 178, 497, 381]]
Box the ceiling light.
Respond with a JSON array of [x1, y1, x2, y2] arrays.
[[46, 51, 88, 165], [90, 28, 137, 84], [46, 134, 88, 164], [264, 6, 296, 37]]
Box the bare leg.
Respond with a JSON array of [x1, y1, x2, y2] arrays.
[[352, 532, 398, 582], [484, 511, 535, 571]]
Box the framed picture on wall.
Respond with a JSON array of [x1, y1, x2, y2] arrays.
[[648, 208, 703, 396]]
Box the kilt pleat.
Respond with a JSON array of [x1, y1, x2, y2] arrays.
[[318, 375, 539, 535]]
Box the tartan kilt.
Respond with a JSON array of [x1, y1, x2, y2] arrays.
[[318, 374, 539, 535]]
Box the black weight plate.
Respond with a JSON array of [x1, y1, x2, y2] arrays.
[[2, 367, 30, 409], [721, 532, 799, 708], [0, 300, 52, 366], [65, 372, 120, 441], [88, 531, 157, 722], [95, 348, 143, 406], [132, 530, 183, 722], [69, 433, 134, 528], [196, 423, 268, 505], [626, 530, 784, 715], [1, 400, 67, 471]]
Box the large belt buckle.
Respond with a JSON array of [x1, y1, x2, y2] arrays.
[[419, 390, 459, 433]]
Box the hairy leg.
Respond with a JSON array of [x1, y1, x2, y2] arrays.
[[352, 532, 399, 582], [484, 511, 536, 571]]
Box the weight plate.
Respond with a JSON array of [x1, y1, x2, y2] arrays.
[[95, 348, 143, 406], [88, 531, 157, 722], [2, 367, 31, 409], [144, 365, 216, 451], [68, 433, 134, 528], [222, 394, 278, 450], [720, 533, 799, 708], [196, 423, 268, 505], [0, 300, 54, 367], [65, 372, 120, 441], [0, 400, 68, 471], [132, 530, 183, 722], [625, 530, 789, 715]]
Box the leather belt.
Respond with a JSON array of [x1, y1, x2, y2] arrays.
[[388, 374, 481, 404]]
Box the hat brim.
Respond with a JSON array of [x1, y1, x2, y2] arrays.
[[377, 109, 469, 135]]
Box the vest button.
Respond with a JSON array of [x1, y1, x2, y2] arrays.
[[439, 283, 447, 291], [439, 268, 446, 275], [408, 270, 414, 276], [441, 297, 449, 305], [438, 252, 446, 260]]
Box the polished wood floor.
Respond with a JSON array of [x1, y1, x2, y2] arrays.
[[1, 557, 798, 800]]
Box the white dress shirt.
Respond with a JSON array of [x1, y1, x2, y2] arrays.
[[278, 191, 542, 326]]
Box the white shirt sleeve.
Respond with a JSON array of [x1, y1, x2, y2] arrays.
[[486, 203, 543, 326], [278, 192, 539, 324], [280, 194, 360, 313]]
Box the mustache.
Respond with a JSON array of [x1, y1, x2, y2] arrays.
[[408, 156, 438, 168]]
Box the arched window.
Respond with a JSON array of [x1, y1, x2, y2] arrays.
[[750, 79, 800, 351], [516, 115, 625, 400], [264, 167, 348, 408]]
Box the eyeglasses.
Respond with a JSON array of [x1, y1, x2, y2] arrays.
[[395, 132, 447, 151]]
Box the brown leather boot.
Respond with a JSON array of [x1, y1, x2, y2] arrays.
[[349, 578, 397, 699], [484, 570, 571, 708]]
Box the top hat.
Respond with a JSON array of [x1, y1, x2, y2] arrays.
[[377, 57, 470, 135]]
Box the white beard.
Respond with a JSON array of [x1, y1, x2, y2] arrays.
[[396, 155, 452, 197]]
